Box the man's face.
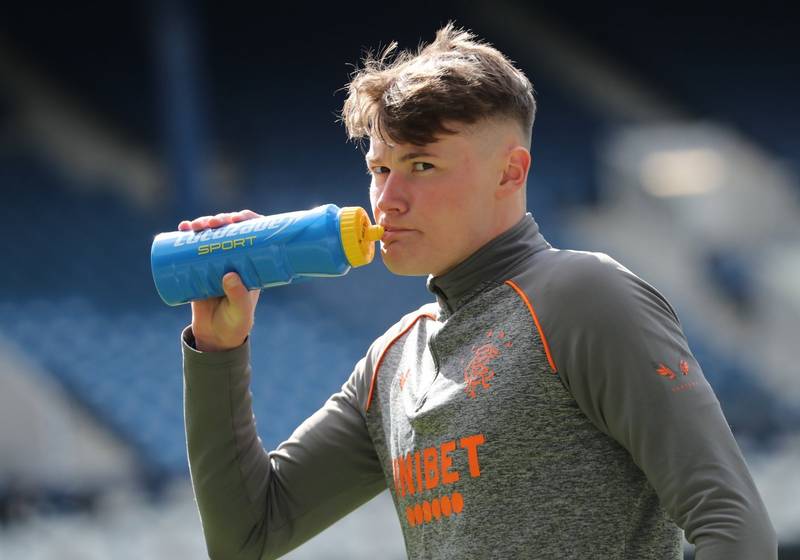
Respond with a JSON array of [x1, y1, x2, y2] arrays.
[[366, 120, 508, 277]]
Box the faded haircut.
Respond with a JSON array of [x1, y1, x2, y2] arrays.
[[340, 21, 536, 149]]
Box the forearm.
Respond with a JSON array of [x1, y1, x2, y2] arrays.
[[181, 325, 387, 560], [670, 406, 777, 559], [182, 325, 271, 559], [693, 517, 777, 560]]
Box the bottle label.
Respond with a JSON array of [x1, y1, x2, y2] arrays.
[[171, 211, 302, 248], [197, 235, 258, 255]]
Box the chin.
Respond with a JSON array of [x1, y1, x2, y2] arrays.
[[380, 252, 431, 277]]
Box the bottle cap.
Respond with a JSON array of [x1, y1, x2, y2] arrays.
[[339, 206, 384, 267]]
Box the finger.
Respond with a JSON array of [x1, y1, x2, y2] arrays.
[[191, 216, 213, 231], [207, 213, 225, 227], [208, 212, 237, 229], [248, 287, 261, 307], [178, 220, 192, 231], [232, 209, 261, 223], [221, 272, 251, 310]]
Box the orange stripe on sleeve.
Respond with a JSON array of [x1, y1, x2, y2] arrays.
[[365, 313, 437, 412], [504, 280, 557, 373]]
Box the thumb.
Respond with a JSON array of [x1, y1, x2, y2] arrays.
[[222, 272, 250, 307]]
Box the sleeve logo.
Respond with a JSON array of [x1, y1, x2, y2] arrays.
[[655, 359, 698, 392]]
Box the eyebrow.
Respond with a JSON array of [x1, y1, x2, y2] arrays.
[[365, 151, 438, 166]]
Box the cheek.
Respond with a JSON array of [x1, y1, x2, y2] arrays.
[[433, 174, 489, 239], [435, 171, 480, 214]]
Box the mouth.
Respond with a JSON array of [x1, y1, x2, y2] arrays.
[[380, 226, 416, 245]]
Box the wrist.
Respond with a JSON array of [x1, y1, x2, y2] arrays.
[[192, 331, 245, 352]]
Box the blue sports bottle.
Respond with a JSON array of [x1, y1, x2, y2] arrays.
[[151, 204, 384, 306]]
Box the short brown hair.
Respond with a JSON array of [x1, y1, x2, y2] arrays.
[[340, 22, 536, 148]]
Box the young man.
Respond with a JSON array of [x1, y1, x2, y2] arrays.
[[178, 23, 776, 559]]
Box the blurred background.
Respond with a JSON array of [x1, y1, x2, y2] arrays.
[[0, 1, 798, 558]]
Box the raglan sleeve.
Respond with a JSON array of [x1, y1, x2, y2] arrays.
[[181, 325, 387, 560], [543, 254, 777, 560]]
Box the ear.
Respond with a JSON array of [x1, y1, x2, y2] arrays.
[[496, 147, 531, 199]]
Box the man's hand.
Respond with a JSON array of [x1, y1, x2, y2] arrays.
[[178, 210, 263, 352]]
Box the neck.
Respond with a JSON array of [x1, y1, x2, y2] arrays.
[[426, 213, 550, 317]]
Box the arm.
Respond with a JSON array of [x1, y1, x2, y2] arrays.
[[182, 326, 386, 560], [543, 253, 777, 560]]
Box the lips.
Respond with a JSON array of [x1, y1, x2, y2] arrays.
[[380, 225, 416, 244]]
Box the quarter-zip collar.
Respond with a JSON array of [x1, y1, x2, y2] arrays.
[[426, 213, 551, 318]]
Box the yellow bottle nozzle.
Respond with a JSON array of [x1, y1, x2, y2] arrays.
[[339, 207, 383, 268], [367, 224, 384, 242]]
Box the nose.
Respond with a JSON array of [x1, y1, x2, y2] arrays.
[[374, 171, 409, 217]]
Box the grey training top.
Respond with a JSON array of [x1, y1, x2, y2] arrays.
[[181, 213, 776, 559]]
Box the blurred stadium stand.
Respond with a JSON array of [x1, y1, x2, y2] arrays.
[[1, 1, 798, 558]]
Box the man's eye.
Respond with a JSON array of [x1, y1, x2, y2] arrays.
[[413, 162, 433, 172], [368, 166, 390, 175]]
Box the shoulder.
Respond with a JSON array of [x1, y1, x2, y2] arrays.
[[510, 248, 678, 325], [513, 248, 635, 297], [506, 249, 683, 375]]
